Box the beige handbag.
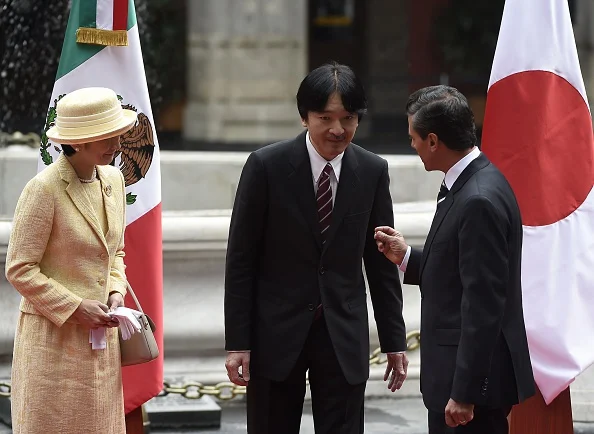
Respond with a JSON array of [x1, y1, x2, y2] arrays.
[[119, 281, 159, 366]]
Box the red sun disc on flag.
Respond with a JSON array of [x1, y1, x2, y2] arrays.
[[482, 70, 594, 226]]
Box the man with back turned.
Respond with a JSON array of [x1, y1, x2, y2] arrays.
[[375, 85, 535, 434]]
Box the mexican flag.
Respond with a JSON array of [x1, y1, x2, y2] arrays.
[[39, 0, 163, 414], [482, 0, 594, 404]]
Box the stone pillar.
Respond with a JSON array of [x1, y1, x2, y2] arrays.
[[184, 0, 307, 144]]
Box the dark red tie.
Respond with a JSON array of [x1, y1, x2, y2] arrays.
[[317, 163, 334, 244], [314, 163, 333, 321]]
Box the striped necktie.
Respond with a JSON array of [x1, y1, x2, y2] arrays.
[[437, 179, 449, 204], [317, 163, 334, 243]]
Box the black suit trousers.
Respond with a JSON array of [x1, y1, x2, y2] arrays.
[[246, 315, 366, 434]]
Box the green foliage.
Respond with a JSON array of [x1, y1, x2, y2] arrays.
[[1, 0, 186, 134], [0, 0, 70, 133]]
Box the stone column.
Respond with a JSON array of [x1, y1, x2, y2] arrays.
[[184, 0, 307, 144]]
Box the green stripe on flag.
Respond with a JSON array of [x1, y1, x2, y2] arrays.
[[78, 0, 97, 29], [56, 0, 102, 80], [56, 0, 138, 81], [127, 0, 137, 29]]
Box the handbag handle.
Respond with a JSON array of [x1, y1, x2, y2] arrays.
[[123, 280, 145, 316]]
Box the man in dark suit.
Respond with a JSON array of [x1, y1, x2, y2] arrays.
[[224, 63, 409, 433], [375, 86, 535, 434]]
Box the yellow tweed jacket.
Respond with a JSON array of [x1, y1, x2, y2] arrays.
[[5, 153, 127, 327]]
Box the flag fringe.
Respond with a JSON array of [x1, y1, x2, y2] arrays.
[[76, 28, 128, 46]]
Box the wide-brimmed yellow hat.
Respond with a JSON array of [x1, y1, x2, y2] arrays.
[[46, 87, 137, 144]]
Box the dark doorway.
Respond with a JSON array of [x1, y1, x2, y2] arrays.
[[307, 0, 368, 80]]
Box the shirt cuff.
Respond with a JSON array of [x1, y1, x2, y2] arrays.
[[398, 245, 412, 272], [386, 351, 406, 354]]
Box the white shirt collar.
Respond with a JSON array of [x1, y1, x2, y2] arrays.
[[305, 131, 343, 183], [443, 147, 481, 189]]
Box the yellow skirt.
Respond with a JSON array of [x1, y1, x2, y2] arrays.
[[11, 312, 125, 434]]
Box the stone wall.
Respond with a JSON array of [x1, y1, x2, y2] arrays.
[[0, 147, 442, 216], [183, 0, 307, 143]]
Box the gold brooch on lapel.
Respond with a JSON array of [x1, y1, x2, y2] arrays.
[[104, 185, 112, 197]]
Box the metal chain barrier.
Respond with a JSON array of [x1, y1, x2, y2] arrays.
[[0, 331, 421, 401], [160, 381, 245, 401], [0, 382, 10, 399]]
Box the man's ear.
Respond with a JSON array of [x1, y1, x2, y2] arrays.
[[301, 117, 308, 128], [428, 133, 439, 151]]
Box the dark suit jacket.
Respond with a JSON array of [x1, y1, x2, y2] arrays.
[[224, 131, 407, 385], [404, 153, 535, 412]]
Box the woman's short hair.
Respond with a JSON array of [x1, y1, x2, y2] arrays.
[[296, 62, 368, 121], [406, 85, 477, 151], [61, 144, 76, 156]]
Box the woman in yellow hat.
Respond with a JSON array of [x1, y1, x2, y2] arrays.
[[5, 87, 137, 433]]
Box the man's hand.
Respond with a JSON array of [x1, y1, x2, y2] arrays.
[[225, 351, 251, 386], [445, 398, 474, 427], [384, 352, 409, 392], [374, 226, 409, 265]]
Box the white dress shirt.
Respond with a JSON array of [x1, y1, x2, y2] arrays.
[[306, 132, 343, 203], [399, 147, 481, 271]]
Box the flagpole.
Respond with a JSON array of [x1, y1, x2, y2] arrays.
[[125, 405, 148, 433], [510, 386, 573, 434]]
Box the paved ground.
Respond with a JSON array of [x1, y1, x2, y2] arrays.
[[153, 397, 428, 434], [147, 397, 594, 434], [1, 395, 593, 433]]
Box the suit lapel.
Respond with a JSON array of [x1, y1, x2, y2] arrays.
[[96, 166, 117, 238], [420, 196, 453, 275], [322, 146, 359, 253], [288, 132, 323, 250], [419, 153, 491, 276], [57, 154, 108, 250]]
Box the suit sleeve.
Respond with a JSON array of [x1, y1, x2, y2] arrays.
[[364, 161, 407, 353], [403, 248, 422, 286], [5, 178, 83, 327], [451, 196, 509, 404], [224, 152, 268, 351], [109, 171, 127, 297]]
